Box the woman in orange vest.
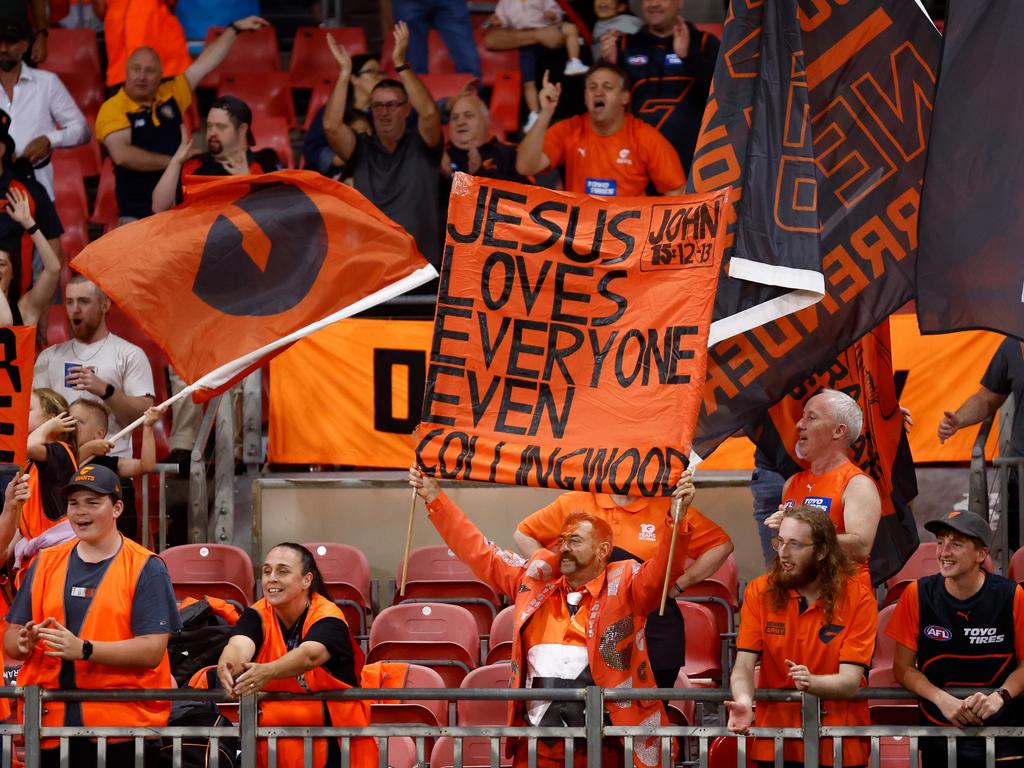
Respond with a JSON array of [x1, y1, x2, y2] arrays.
[[217, 542, 377, 768]]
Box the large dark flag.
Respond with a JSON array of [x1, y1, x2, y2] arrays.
[[916, 0, 1024, 341], [687, 0, 942, 458], [753, 321, 919, 585]]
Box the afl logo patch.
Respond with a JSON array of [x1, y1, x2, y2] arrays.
[[627, 55, 648, 66], [924, 625, 952, 642]]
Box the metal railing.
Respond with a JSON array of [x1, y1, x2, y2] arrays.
[[0, 685, 1020, 768]]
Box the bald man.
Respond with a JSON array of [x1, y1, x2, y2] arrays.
[[94, 16, 267, 222], [442, 93, 527, 183]]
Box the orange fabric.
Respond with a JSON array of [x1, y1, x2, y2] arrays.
[[177, 595, 241, 625], [0, 326, 34, 468], [518, 493, 730, 562], [253, 593, 376, 768], [102, 0, 190, 87], [886, 581, 1024, 660], [416, 175, 727, 496], [783, 460, 873, 588], [542, 115, 685, 196], [359, 661, 408, 704], [521, 571, 599, 650], [426, 492, 692, 768], [736, 574, 876, 765], [19, 441, 77, 541], [16, 537, 173, 745], [73, 171, 430, 403], [0, 589, 8, 721]]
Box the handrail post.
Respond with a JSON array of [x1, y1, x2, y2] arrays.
[[586, 685, 603, 767], [802, 692, 819, 767], [23, 686, 41, 767], [240, 692, 258, 768]]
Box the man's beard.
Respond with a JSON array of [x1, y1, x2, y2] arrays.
[[0, 58, 18, 73], [778, 559, 819, 591], [208, 139, 223, 156]]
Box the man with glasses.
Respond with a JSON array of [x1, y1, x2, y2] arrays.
[[323, 21, 443, 269], [887, 510, 1024, 768], [764, 388, 881, 589], [727, 505, 877, 768]]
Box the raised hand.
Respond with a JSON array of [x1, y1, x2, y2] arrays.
[[392, 21, 410, 69], [3, 186, 34, 229], [538, 70, 561, 116], [326, 34, 352, 79]]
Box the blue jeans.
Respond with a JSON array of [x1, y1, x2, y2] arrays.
[[751, 460, 786, 567], [393, 0, 481, 76]]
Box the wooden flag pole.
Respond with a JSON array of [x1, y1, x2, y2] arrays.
[[400, 487, 417, 595], [658, 494, 684, 617]]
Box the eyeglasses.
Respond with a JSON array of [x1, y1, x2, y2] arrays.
[[370, 100, 408, 112], [771, 537, 814, 553]]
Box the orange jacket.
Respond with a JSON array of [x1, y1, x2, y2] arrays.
[[253, 593, 377, 768], [20, 441, 76, 541], [426, 493, 692, 768], [17, 537, 173, 744]]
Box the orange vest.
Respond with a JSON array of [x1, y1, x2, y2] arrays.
[[253, 594, 376, 768], [17, 537, 172, 745], [784, 460, 873, 587], [427, 493, 692, 768], [20, 442, 77, 541]]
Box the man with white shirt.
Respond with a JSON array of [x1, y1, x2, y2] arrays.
[[34, 275, 154, 458], [0, 16, 89, 201]]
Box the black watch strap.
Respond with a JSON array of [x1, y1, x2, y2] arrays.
[[81, 640, 93, 661], [395, 63, 410, 73], [998, 688, 1013, 705], [100, 383, 115, 400], [230, 21, 243, 33]]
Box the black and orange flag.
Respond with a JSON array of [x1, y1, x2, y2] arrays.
[[0, 326, 34, 467], [72, 171, 436, 403], [415, 175, 728, 496], [753, 321, 919, 585], [688, 0, 941, 459]]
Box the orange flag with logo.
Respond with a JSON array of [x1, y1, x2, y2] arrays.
[[0, 326, 34, 467], [71, 171, 436, 402], [416, 174, 728, 496]]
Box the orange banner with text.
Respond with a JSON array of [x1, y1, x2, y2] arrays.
[[0, 326, 35, 467]]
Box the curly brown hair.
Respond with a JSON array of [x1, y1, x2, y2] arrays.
[[766, 505, 854, 623]]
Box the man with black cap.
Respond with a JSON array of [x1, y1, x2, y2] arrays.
[[0, 14, 88, 201], [887, 510, 1024, 767], [3, 463, 180, 767], [150, 94, 281, 214]]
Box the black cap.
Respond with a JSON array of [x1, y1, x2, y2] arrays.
[[210, 95, 255, 146], [0, 17, 31, 43], [62, 464, 123, 501], [924, 510, 992, 548]]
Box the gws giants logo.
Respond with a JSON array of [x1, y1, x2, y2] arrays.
[[924, 625, 952, 642], [193, 181, 328, 316], [639, 201, 721, 271]]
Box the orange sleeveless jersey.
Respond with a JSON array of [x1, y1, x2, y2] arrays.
[[20, 441, 77, 541]]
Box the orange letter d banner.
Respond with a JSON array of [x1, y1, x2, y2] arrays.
[[416, 174, 728, 496]]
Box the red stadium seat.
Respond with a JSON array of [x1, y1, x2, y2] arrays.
[[380, 736, 418, 768], [54, 140, 102, 178], [369, 663, 448, 727], [40, 28, 102, 77], [251, 116, 294, 169], [458, 663, 512, 726], [160, 543, 254, 607], [871, 603, 899, 672], [475, 27, 518, 88], [1009, 547, 1024, 584], [60, 224, 88, 261], [46, 303, 69, 345], [217, 72, 297, 128], [680, 553, 739, 636], [867, 664, 917, 725], [90, 159, 118, 226], [488, 71, 522, 138], [484, 605, 514, 665], [707, 736, 754, 768], [666, 670, 695, 727], [429, 736, 512, 768], [198, 24, 281, 89], [677, 599, 722, 681], [395, 544, 501, 636], [305, 542, 373, 637], [693, 22, 724, 41], [884, 542, 995, 607], [368, 603, 479, 687], [52, 154, 88, 230], [54, 69, 104, 125], [878, 736, 913, 767], [289, 27, 368, 90], [302, 79, 335, 131], [419, 74, 476, 103]]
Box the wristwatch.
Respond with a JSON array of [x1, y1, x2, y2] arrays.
[[395, 63, 410, 73], [100, 383, 115, 400], [997, 688, 1013, 705], [81, 640, 93, 661]]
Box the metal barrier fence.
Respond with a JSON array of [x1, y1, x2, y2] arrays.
[[0, 685, 1019, 768]]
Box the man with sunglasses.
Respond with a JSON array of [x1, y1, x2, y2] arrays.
[[728, 505, 877, 768], [324, 21, 443, 269], [887, 510, 1024, 768]]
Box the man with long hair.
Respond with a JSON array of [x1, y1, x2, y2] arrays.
[[727, 505, 877, 767]]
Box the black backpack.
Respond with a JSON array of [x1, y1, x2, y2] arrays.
[[158, 698, 239, 768], [167, 599, 237, 687]]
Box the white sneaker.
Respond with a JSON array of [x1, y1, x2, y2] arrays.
[[564, 58, 588, 76], [523, 111, 540, 132]]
